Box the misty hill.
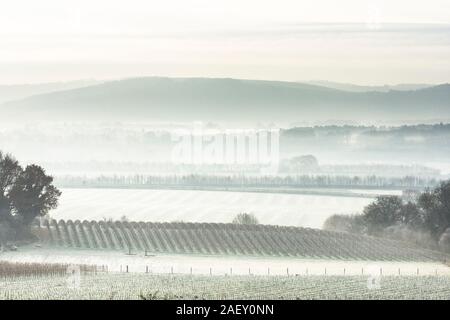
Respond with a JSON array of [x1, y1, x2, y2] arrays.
[[1, 77, 449, 124], [305, 81, 432, 92], [0, 79, 102, 104]]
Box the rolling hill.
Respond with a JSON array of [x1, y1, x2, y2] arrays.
[[34, 219, 447, 262], [1, 77, 449, 124], [305, 81, 432, 92]]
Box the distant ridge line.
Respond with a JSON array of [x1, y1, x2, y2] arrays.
[[2, 77, 449, 124]]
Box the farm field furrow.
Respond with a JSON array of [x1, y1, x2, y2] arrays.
[[32, 220, 447, 262]]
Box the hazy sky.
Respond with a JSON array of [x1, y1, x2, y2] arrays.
[[0, 0, 449, 85]]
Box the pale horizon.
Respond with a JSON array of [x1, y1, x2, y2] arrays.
[[0, 73, 449, 87], [1, 0, 449, 85]]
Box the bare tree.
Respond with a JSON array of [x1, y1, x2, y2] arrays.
[[232, 213, 259, 225]]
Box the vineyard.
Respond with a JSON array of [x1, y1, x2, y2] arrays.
[[0, 261, 97, 278], [0, 261, 98, 278], [32, 219, 447, 262], [1, 273, 450, 300]]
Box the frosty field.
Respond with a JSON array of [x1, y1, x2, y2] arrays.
[[2, 248, 449, 276], [1, 247, 450, 300], [1, 272, 450, 300], [52, 188, 374, 228]]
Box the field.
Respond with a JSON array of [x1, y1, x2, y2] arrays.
[[32, 219, 446, 261], [4, 189, 448, 300], [1, 273, 450, 300], [6, 212, 444, 300], [0, 261, 95, 278], [2, 247, 450, 275], [53, 188, 374, 228], [2, 190, 449, 300]]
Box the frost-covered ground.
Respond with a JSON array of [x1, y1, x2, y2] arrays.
[[2, 273, 450, 300], [1, 248, 449, 276], [52, 188, 374, 228], [2, 247, 449, 300]]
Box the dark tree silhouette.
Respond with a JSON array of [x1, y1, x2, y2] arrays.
[[9, 165, 61, 225], [418, 182, 450, 240], [363, 196, 403, 235], [323, 181, 450, 252], [0, 152, 61, 243], [0, 152, 21, 222], [397, 201, 425, 230]]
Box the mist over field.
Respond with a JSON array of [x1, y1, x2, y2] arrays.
[[1, 0, 450, 302]]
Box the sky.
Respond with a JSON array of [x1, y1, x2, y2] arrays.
[[0, 0, 449, 85]]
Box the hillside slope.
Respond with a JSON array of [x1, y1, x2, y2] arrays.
[[1, 77, 449, 124], [305, 81, 432, 92], [34, 219, 447, 262]]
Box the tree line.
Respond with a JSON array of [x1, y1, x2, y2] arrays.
[[324, 181, 450, 252], [56, 173, 440, 189]]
